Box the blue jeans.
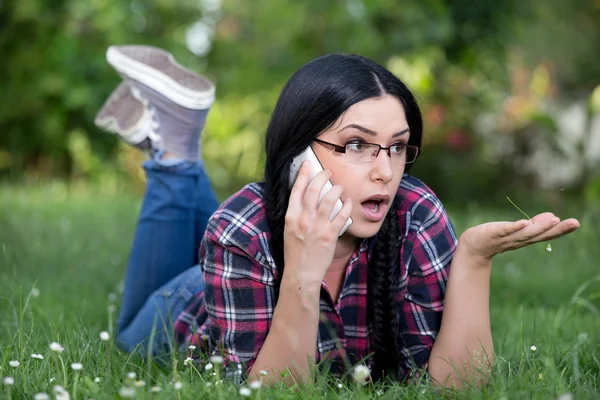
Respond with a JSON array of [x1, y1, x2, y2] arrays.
[[115, 158, 219, 360]]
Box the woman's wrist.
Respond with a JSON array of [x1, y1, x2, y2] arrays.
[[456, 234, 494, 270], [279, 268, 322, 311]]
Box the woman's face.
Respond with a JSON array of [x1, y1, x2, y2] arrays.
[[312, 95, 409, 239]]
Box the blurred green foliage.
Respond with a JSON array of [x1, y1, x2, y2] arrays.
[[1, 0, 599, 204]]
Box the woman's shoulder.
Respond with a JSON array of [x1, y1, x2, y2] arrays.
[[395, 174, 447, 222], [205, 182, 270, 244]]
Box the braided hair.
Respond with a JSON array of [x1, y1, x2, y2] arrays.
[[263, 53, 422, 380]]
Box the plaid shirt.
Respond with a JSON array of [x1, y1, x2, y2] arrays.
[[174, 174, 457, 382]]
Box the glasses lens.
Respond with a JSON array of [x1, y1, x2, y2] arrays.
[[344, 143, 379, 163]]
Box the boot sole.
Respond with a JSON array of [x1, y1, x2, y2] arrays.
[[106, 46, 215, 110]]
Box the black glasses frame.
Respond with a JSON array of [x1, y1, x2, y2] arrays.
[[313, 138, 421, 164]]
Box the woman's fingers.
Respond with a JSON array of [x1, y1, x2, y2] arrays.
[[288, 161, 311, 210], [522, 218, 580, 244], [302, 169, 332, 212], [316, 184, 344, 221]]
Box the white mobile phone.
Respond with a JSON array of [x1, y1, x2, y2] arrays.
[[289, 146, 353, 236]]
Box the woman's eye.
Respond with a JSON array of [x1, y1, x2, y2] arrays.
[[391, 144, 406, 154], [346, 142, 366, 152]]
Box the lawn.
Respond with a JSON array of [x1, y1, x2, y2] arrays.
[[1, 183, 599, 399]]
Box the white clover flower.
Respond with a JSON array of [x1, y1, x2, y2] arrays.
[[204, 362, 213, 371], [31, 353, 44, 360], [337, 383, 343, 388], [184, 357, 193, 366], [71, 363, 83, 371], [126, 372, 136, 379], [107, 292, 117, 302], [351, 364, 371, 385], [150, 386, 162, 392], [205, 382, 212, 387], [546, 243, 552, 252], [173, 381, 182, 390], [188, 345, 197, 350], [118, 387, 135, 398], [239, 387, 251, 397], [3, 376, 14, 385], [94, 377, 101, 383], [134, 380, 146, 387], [34, 393, 50, 400], [249, 380, 262, 390], [530, 345, 537, 352], [108, 305, 117, 313], [99, 331, 110, 341], [259, 369, 268, 376], [209, 355, 224, 364], [31, 288, 40, 298], [9, 360, 20, 368], [50, 342, 64, 353]]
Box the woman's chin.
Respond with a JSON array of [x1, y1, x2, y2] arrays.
[[343, 219, 385, 239]]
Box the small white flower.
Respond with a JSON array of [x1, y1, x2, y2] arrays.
[[578, 333, 588, 342], [259, 369, 268, 376], [127, 372, 136, 379], [337, 383, 343, 388], [53, 386, 70, 400], [239, 387, 251, 397], [108, 305, 117, 313], [556, 393, 573, 400], [204, 362, 213, 371], [351, 364, 371, 385], [188, 345, 197, 350], [184, 357, 193, 366], [34, 393, 50, 400], [3, 376, 14, 385], [9, 360, 20, 368], [99, 331, 110, 341], [71, 363, 83, 371], [376, 389, 384, 396], [530, 345, 537, 352], [249, 380, 262, 390], [107, 292, 117, 302], [118, 387, 135, 398], [49, 377, 55, 383], [94, 377, 101, 383], [134, 380, 146, 387], [150, 385, 162, 392], [173, 381, 183, 390], [209, 355, 224, 364], [205, 382, 212, 387], [49, 342, 64, 353], [31, 353, 44, 360], [546, 243, 552, 252], [31, 288, 40, 297]]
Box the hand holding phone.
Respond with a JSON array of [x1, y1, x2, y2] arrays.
[[288, 146, 352, 236]]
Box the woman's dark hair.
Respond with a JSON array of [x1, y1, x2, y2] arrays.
[[263, 54, 423, 381]]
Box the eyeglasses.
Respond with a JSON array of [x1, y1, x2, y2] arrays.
[[313, 138, 420, 165]]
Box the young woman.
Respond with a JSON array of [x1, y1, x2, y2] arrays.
[[96, 45, 580, 388]]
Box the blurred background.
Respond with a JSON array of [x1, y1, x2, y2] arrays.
[[1, 0, 599, 206]]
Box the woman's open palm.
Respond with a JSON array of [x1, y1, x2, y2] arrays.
[[461, 212, 581, 261]]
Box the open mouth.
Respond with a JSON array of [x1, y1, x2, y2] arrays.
[[361, 199, 382, 213]]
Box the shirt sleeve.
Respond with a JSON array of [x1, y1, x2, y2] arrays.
[[397, 191, 458, 379], [201, 225, 276, 383]]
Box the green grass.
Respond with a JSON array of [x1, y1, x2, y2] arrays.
[[1, 183, 600, 399]]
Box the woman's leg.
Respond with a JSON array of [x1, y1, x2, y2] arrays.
[[116, 158, 219, 334]]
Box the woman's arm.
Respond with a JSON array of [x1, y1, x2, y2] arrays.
[[248, 271, 321, 385], [429, 213, 580, 388], [428, 240, 493, 388]]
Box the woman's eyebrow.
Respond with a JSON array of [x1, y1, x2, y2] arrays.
[[338, 124, 410, 138]]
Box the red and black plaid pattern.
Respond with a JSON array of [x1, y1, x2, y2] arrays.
[[174, 175, 457, 382]]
